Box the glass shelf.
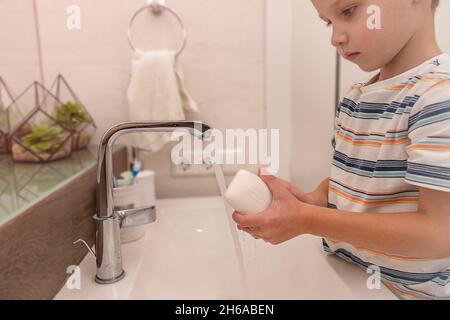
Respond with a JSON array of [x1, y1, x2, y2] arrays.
[[0, 145, 124, 226]]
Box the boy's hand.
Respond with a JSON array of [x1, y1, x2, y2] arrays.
[[255, 168, 317, 205], [232, 169, 313, 244]]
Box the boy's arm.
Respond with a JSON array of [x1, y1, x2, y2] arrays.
[[305, 186, 450, 259], [306, 178, 329, 208], [233, 174, 450, 259]]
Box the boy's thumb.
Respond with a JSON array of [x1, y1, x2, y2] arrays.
[[258, 168, 309, 202], [287, 185, 311, 203], [258, 170, 289, 199]]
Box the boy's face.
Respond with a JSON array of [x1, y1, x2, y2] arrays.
[[311, 0, 426, 72]]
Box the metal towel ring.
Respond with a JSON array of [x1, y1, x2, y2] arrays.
[[127, 4, 187, 57]]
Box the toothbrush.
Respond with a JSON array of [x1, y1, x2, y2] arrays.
[[130, 160, 142, 185], [120, 171, 133, 186]]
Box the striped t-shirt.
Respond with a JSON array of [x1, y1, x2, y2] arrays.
[[325, 53, 450, 300]]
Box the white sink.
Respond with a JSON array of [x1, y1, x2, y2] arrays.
[[55, 197, 397, 300]]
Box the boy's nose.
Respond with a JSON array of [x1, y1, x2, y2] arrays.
[[331, 29, 348, 48]]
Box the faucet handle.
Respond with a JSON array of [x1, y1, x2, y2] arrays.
[[73, 239, 96, 257], [117, 206, 156, 229]]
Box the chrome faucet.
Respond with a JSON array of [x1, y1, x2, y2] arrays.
[[74, 121, 211, 284]]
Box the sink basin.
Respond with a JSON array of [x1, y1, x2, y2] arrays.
[[55, 197, 397, 300]]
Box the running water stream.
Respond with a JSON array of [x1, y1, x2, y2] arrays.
[[213, 164, 250, 298]]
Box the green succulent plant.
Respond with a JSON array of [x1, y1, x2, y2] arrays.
[[54, 101, 89, 130], [21, 122, 64, 153]]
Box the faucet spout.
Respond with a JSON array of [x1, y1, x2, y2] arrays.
[[117, 206, 157, 228], [94, 121, 211, 284]]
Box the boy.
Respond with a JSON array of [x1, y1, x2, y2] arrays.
[[233, 0, 450, 300]]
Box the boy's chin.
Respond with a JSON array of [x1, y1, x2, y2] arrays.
[[344, 54, 383, 72], [357, 62, 380, 73]]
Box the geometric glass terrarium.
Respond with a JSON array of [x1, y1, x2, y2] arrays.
[[47, 75, 96, 151], [9, 81, 73, 163], [0, 77, 20, 154]]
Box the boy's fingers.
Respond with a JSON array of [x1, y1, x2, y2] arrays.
[[288, 185, 310, 203], [232, 211, 262, 228], [258, 171, 291, 200], [258, 167, 275, 180], [259, 167, 309, 203]]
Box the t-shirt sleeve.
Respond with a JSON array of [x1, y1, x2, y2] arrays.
[[331, 104, 341, 151], [405, 80, 450, 192]]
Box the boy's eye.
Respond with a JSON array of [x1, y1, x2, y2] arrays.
[[342, 6, 356, 18], [326, 21, 332, 27]]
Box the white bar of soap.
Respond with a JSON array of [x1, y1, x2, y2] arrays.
[[224, 170, 272, 214]]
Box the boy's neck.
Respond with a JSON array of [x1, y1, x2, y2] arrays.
[[378, 24, 442, 82]]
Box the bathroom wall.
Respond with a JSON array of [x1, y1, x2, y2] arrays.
[[0, 0, 266, 198], [291, 0, 336, 192], [4, 1, 447, 199], [0, 2, 41, 92]]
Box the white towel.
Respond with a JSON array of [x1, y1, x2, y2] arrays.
[[127, 49, 199, 152]]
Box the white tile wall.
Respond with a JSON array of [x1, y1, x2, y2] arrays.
[[0, 0, 266, 198], [291, 0, 336, 192], [0, 1, 41, 90]]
